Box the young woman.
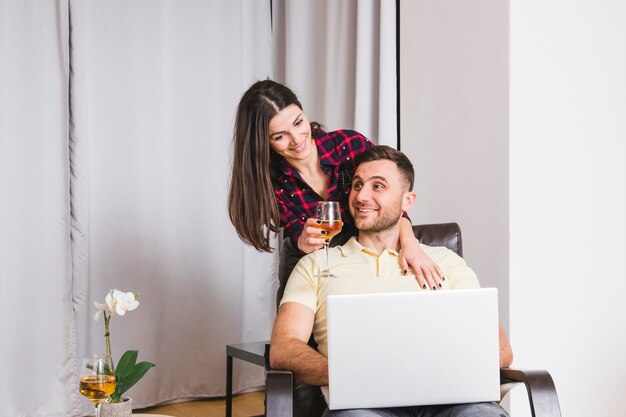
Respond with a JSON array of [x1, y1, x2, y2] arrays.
[[228, 80, 444, 289]]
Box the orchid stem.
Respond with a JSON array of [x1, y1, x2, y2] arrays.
[[104, 313, 114, 372]]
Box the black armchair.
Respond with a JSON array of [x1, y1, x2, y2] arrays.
[[265, 223, 561, 417]]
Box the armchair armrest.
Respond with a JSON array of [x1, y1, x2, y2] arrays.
[[264, 367, 560, 417], [265, 369, 293, 417], [500, 368, 562, 417]]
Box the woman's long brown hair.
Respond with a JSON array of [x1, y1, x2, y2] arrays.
[[228, 80, 303, 252]]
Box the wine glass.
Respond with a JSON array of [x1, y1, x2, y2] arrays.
[[79, 354, 116, 417], [314, 201, 342, 278]]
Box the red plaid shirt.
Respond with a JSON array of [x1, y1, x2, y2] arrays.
[[273, 129, 373, 242]]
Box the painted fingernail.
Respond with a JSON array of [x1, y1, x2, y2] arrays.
[[442, 276, 446, 281], [432, 286, 437, 290], [404, 270, 408, 275], [320, 230, 328, 235], [325, 239, 331, 244], [316, 220, 322, 224], [422, 284, 427, 289], [438, 283, 442, 288]]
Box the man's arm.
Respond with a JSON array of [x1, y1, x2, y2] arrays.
[[499, 323, 513, 368], [270, 302, 329, 386]]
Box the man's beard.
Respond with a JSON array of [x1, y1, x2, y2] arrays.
[[354, 201, 404, 233]]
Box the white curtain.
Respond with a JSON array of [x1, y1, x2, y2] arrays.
[[272, 0, 397, 146], [0, 1, 76, 416], [1, 1, 274, 416], [68, 0, 276, 413], [0, 1, 395, 416]]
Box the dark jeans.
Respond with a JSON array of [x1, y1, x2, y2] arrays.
[[322, 402, 509, 417]]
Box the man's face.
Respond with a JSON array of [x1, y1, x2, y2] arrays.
[[349, 160, 411, 233]]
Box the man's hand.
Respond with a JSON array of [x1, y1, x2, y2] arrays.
[[270, 302, 329, 386]]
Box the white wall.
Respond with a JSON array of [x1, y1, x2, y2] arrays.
[[400, 0, 510, 328], [402, 1, 626, 415], [510, 1, 626, 416]]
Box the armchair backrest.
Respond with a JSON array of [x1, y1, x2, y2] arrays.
[[412, 222, 463, 257], [274, 222, 463, 417]]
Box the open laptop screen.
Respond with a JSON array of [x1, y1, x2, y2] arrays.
[[325, 288, 500, 410]]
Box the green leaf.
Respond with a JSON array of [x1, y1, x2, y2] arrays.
[[115, 350, 138, 379], [109, 391, 122, 403], [108, 350, 155, 400], [115, 361, 156, 396]]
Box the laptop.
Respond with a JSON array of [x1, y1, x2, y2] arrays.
[[324, 288, 500, 410]]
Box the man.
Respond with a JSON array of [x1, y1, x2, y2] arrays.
[[270, 145, 513, 417]]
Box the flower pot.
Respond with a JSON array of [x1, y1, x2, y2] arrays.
[[100, 397, 132, 417]]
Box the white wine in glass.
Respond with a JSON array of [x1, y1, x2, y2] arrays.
[[79, 354, 116, 417], [314, 201, 342, 277]]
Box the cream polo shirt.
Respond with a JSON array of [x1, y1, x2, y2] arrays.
[[279, 236, 480, 356]]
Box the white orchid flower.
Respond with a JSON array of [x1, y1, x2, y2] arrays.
[[105, 289, 121, 314], [93, 289, 139, 320], [111, 290, 139, 316], [93, 301, 109, 321]]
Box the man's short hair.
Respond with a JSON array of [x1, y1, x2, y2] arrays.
[[354, 145, 415, 191]]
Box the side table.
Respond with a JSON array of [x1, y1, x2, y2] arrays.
[[226, 341, 269, 417]]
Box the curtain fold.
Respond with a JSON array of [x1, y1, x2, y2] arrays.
[[0, 1, 79, 416], [272, 0, 397, 146]]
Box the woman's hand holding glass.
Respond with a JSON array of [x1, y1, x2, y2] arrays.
[[297, 217, 343, 254], [313, 201, 342, 277]]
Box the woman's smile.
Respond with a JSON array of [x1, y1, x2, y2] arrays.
[[290, 139, 308, 153]]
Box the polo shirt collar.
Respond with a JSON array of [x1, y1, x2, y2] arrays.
[[339, 236, 400, 257], [338, 236, 363, 256]]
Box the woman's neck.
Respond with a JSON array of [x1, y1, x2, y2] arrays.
[[288, 139, 319, 175], [289, 140, 329, 199]]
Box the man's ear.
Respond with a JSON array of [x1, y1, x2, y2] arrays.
[[402, 191, 416, 212]]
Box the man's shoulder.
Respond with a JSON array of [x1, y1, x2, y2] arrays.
[[295, 249, 319, 265], [420, 244, 480, 289], [420, 244, 467, 267], [291, 248, 325, 273]]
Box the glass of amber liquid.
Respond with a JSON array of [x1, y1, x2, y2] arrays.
[[79, 354, 116, 417], [314, 201, 342, 277]]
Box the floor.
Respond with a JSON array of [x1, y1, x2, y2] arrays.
[[135, 391, 264, 417]]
